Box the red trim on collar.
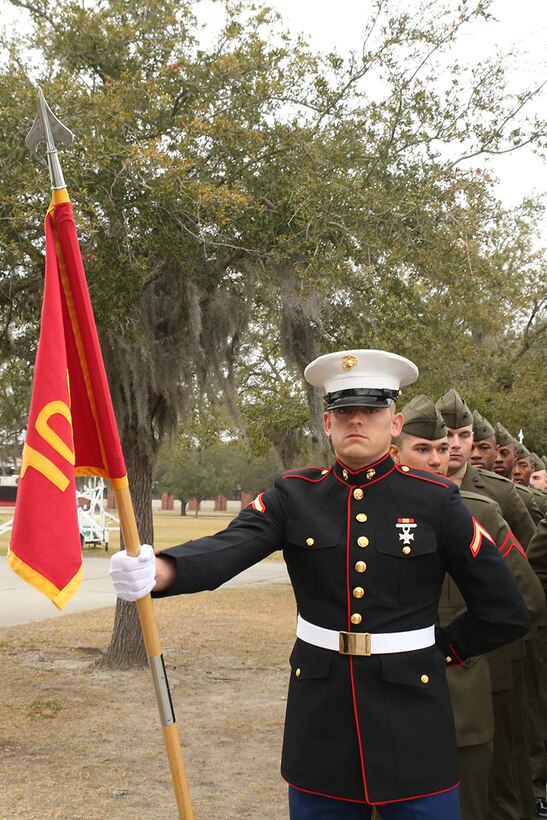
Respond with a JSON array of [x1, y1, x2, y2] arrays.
[[335, 451, 392, 476], [334, 453, 396, 488], [334, 466, 397, 489]]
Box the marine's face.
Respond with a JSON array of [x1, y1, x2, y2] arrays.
[[494, 444, 515, 478], [530, 469, 547, 490], [446, 424, 474, 476], [324, 405, 403, 471], [391, 435, 449, 476], [512, 457, 534, 487], [470, 435, 497, 472]]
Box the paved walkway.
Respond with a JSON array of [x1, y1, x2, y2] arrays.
[[0, 555, 289, 627]]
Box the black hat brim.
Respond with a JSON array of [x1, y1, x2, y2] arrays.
[[324, 388, 398, 411]]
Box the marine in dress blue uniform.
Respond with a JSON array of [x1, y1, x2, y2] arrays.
[[111, 350, 529, 819]]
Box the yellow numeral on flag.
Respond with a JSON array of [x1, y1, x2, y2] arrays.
[[20, 400, 75, 492]]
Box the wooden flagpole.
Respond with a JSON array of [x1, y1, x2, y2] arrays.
[[115, 486, 194, 819], [26, 88, 194, 819]]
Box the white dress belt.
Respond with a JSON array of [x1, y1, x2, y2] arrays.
[[296, 614, 436, 656]]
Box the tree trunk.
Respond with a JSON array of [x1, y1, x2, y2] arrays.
[[305, 381, 332, 464], [273, 426, 301, 470], [96, 598, 148, 670], [97, 423, 156, 670]]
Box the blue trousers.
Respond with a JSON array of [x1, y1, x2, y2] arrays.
[[288, 785, 461, 819]]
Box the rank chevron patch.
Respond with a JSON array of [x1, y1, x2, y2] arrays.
[[248, 492, 266, 513], [500, 531, 527, 559], [469, 517, 496, 557]]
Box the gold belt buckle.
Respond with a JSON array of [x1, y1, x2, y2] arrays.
[[339, 631, 372, 656]]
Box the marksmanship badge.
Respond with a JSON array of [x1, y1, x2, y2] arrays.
[[396, 517, 417, 545]]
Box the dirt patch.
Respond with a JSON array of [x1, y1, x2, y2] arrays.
[[1, 583, 296, 819]]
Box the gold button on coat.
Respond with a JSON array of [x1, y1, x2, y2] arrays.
[[296, 668, 301, 677], [401, 465, 410, 472], [445, 656, 452, 664], [355, 561, 367, 573], [321, 469, 328, 475], [420, 674, 429, 684], [353, 488, 364, 500], [356, 513, 367, 522], [306, 538, 315, 547], [350, 613, 362, 625], [357, 536, 369, 548], [353, 587, 365, 599], [402, 546, 411, 555]]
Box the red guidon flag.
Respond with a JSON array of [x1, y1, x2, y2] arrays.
[[7, 189, 127, 608]]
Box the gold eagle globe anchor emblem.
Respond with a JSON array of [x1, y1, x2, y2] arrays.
[[341, 354, 358, 371]]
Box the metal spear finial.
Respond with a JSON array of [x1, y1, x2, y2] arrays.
[[25, 88, 74, 190]]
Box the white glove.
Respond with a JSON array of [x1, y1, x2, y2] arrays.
[[109, 543, 156, 601]]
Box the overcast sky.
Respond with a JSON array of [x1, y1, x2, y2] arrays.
[[199, 0, 547, 56], [2, 0, 545, 226], [196, 0, 547, 218]]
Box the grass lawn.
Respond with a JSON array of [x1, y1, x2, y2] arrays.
[[1, 582, 294, 819], [1, 503, 291, 818], [0, 508, 237, 556]]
